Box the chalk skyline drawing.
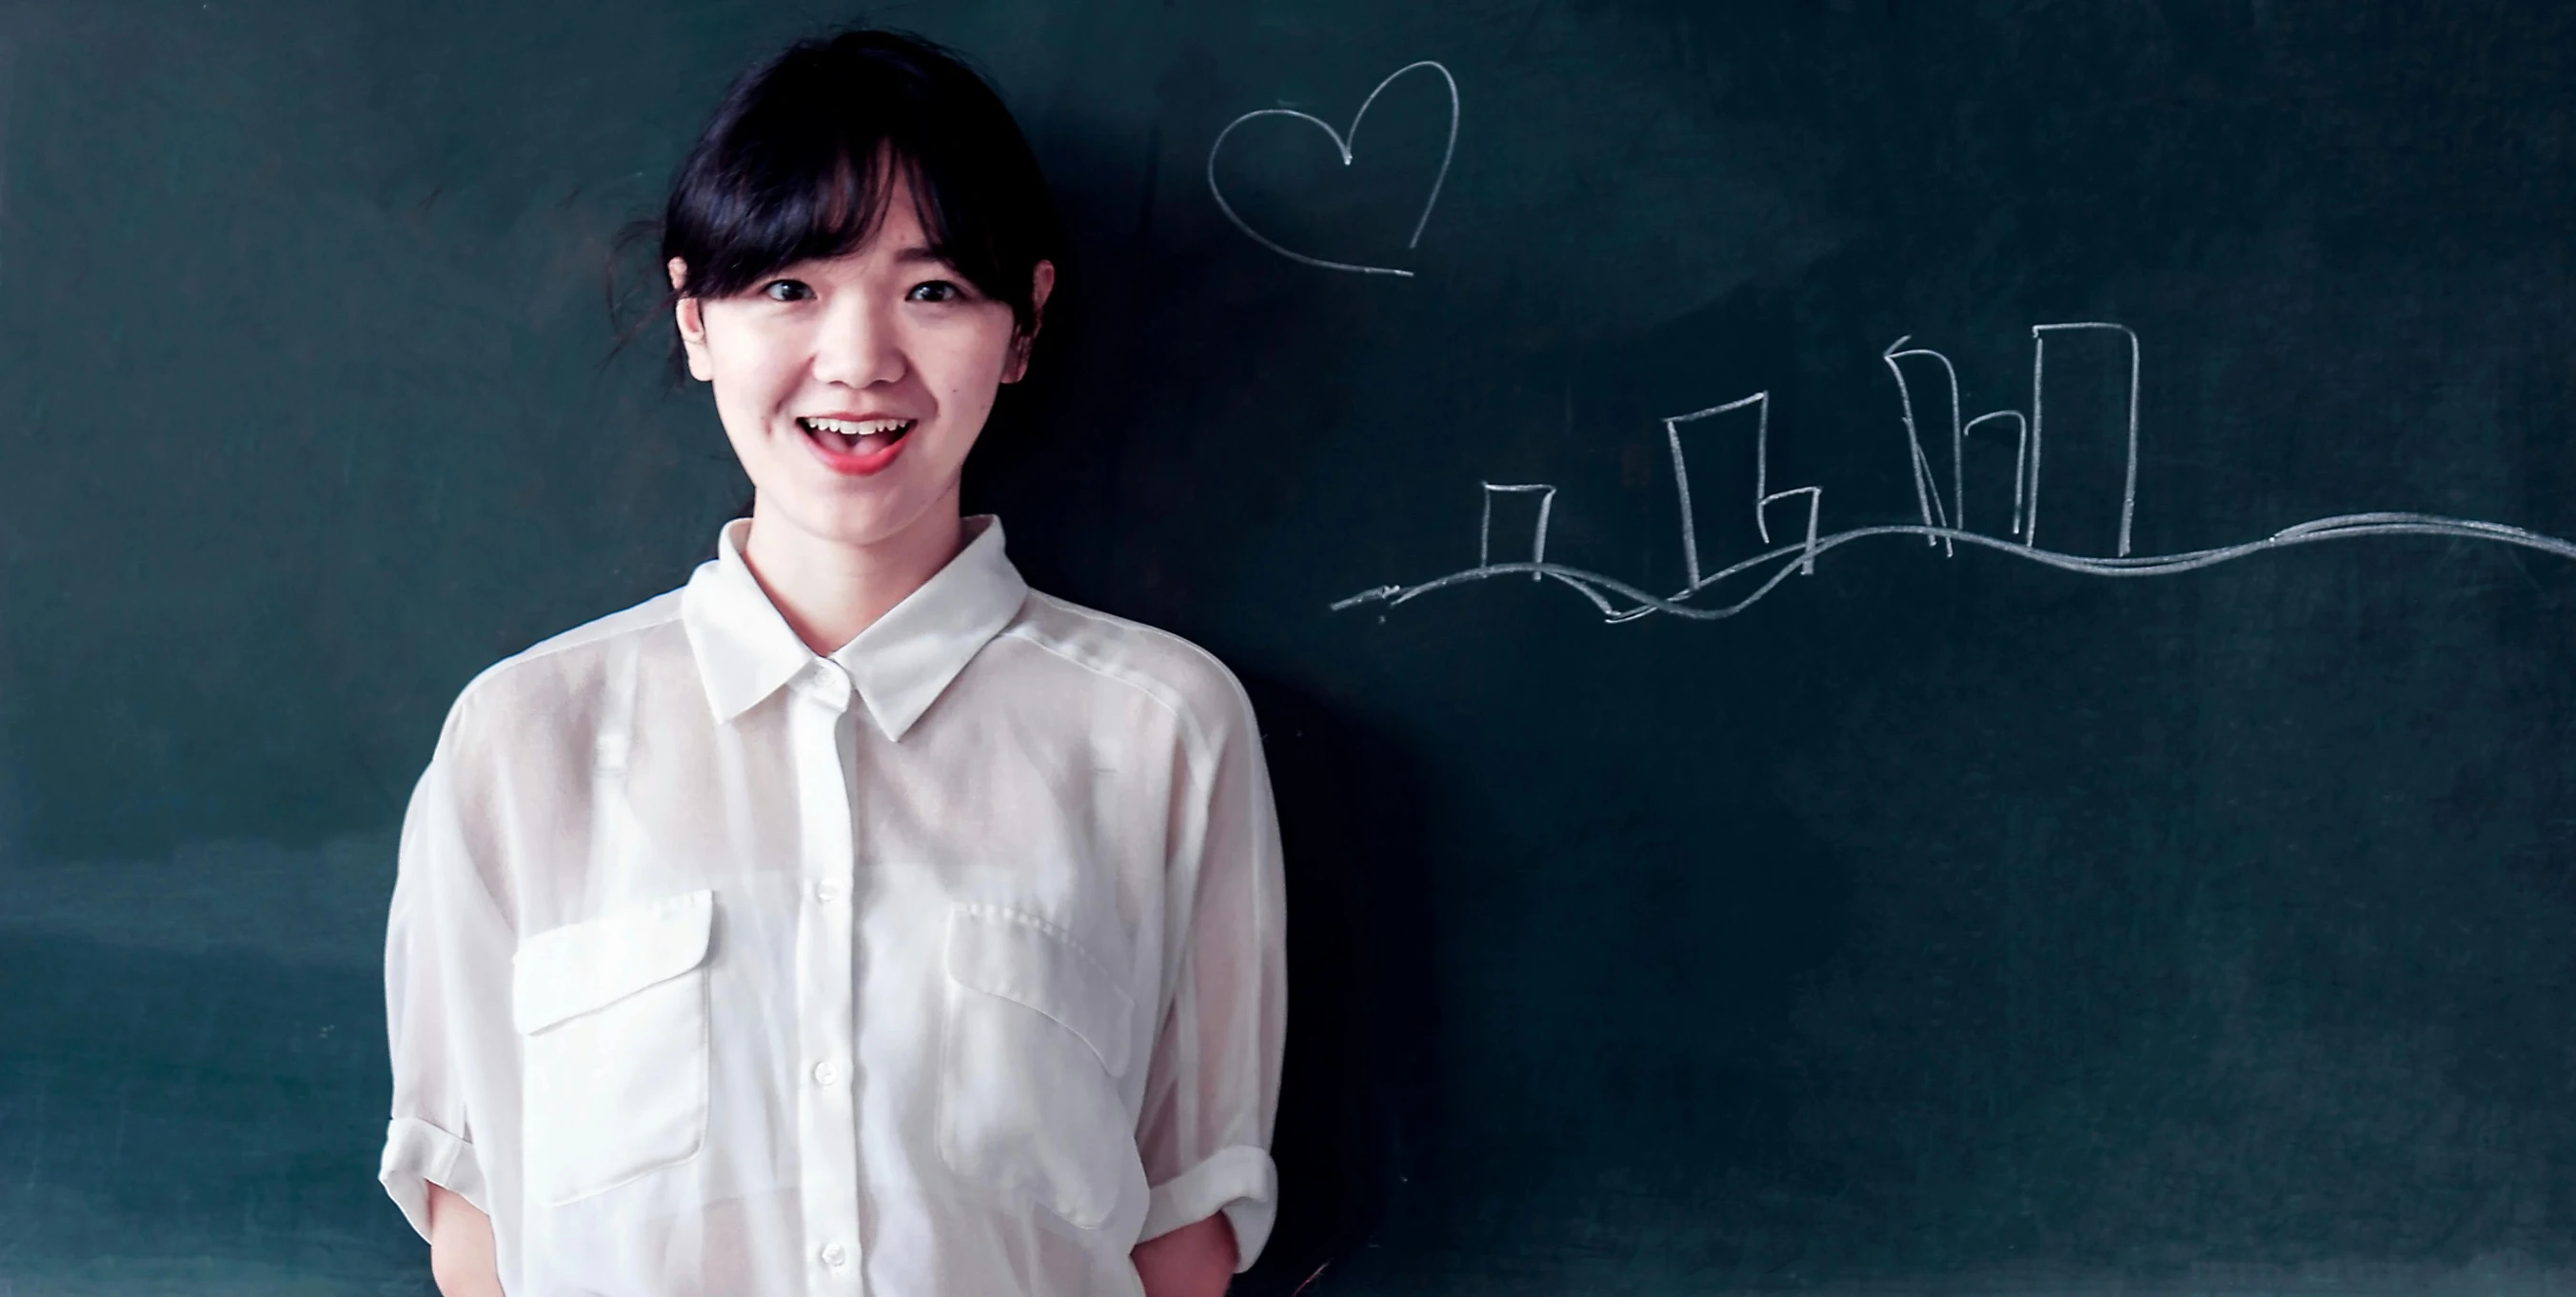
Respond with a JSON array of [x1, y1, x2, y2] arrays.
[[1334, 323, 2576, 624]]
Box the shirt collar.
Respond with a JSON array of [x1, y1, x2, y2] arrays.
[[681, 514, 1029, 740]]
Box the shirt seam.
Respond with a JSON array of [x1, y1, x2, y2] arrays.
[[998, 595, 1248, 768], [954, 902, 1129, 1004], [451, 592, 686, 714]]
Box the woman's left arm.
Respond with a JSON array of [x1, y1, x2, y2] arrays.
[[1129, 672, 1289, 1292], [1132, 1212, 1238, 1297]]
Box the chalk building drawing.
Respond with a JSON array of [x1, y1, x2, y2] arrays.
[[1334, 324, 2576, 624]]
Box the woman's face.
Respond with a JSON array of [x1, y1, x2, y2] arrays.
[[670, 172, 1052, 555]]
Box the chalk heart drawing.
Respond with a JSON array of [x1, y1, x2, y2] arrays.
[[1206, 60, 1459, 278]]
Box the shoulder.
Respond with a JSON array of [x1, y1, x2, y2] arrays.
[[435, 587, 690, 754], [993, 589, 1260, 754]]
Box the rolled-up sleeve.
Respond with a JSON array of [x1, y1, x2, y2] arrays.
[[380, 698, 516, 1241], [1134, 681, 1288, 1270]]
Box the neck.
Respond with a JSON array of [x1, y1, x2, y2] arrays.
[[738, 496, 967, 655]]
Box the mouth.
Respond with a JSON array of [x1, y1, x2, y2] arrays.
[[796, 415, 917, 475]]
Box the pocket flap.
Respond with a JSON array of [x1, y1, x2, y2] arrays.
[[945, 906, 1135, 1078], [514, 889, 714, 1034]]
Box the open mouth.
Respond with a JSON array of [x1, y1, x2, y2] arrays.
[[797, 415, 916, 454]]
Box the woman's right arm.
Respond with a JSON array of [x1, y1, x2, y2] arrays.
[[383, 690, 520, 1291], [426, 1183, 504, 1297]]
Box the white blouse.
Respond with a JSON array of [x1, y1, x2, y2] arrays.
[[379, 515, 1286, 1296]]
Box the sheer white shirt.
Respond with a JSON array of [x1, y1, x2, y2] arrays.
[[379, 515, 1286, 1296]]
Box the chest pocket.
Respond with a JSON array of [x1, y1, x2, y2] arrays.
[[512, 888, 714, 1207], [939, 904, 1146, 1230]]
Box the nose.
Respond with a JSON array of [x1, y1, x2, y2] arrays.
[[808, 290, 906, 390]]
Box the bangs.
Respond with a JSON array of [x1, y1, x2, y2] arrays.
[[680, 146, 950, 297], [661, 30, 1058, 331]]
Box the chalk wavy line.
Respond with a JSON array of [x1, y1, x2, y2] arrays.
[[1329, 512, 2576, 623]]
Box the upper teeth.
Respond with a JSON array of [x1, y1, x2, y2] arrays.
[[804, 417, 909, 435]]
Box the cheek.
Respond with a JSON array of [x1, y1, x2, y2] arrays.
[[705, 331, 805, 426], [922, 321, 1018, 415]]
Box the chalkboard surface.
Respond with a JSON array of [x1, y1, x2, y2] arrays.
[[8, 1, 2576, 1292]]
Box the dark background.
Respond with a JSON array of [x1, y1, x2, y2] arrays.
[[8, 0, 2576, 1292]]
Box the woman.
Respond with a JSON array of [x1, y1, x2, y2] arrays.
[[379, 29, 1284, 1297]]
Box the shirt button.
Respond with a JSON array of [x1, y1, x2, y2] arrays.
[[812, 1060, 841, 1086], [814, 877, 842, 903], [820, 1241, 848, 1268], [801, 662, 853, 708]]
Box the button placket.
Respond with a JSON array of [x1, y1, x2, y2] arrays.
[[788, 667, 865, 1287]]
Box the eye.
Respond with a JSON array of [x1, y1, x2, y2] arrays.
[[762, 279, 814, 302], [905, 280, 964, 304]]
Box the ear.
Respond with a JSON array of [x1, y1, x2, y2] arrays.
[[669, 257, 714, 383], [1001, 259, 1057, 385]]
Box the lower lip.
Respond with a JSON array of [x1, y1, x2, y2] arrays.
[[801, 423, 912, 476]]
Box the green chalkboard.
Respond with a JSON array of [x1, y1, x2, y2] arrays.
[[9, 1, 2576, 1292]]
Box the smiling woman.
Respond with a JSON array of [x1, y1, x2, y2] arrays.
[[666, 169, 1055, 645], [659, 29, 1062, 644], [379, 29, 1284, 1297]]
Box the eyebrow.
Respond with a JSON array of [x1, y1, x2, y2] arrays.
[[890, 245, 959, 269]]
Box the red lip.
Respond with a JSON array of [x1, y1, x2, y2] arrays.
[[800, 420, 913, 476]]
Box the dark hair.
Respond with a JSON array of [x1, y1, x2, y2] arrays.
[[657, 28, 1062, 348]]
